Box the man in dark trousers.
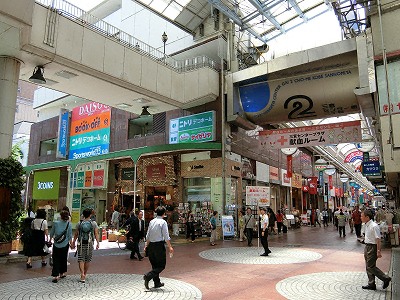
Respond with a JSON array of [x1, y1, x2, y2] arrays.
[[352, 205, 362, 239], [259, 207, 271, 256], [143, 206, 174, 290], [361, 209, 391, 290], [124, 211, 143, 260]]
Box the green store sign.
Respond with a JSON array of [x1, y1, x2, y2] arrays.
[[169, 111, 215, 144], [32, 169, 60, 200]]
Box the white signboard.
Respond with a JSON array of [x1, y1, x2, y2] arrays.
[[281, 169, 292, 187], [256, 162, 270, 183], [246, 186, 270, 206]]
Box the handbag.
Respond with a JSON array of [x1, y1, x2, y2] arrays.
[[43, 244, 51, 254], [54, 222, 69, 243], [126, 238, 135, 251]]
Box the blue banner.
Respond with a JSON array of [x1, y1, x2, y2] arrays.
[[69, 144, 109, 160], [57, 110, 69, 158]]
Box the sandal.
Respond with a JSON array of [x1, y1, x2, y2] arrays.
[[26, 263, 32, 269], [41, 261, 47, 267], [60, 274, 66, 278]]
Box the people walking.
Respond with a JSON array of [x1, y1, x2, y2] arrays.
[[25, 209, 50, 269], [49, 210, 73, 283], [352, 206, 362, 238], [244, 208, 255, 246], [143, 206, 174, 290], [267, 208, 277, 235], [210, 211, 218, 246], [125, 211, 144, 260], [337, 210, 347, 237], [171, 207, 180, 236], [111, 207, 120, 230], [186, 212, 196, 242], [315, 209, 322, 227], [276, 210, 285, 234], [71, 208, 100, 283], [238, 210, 246, 241], [322, 208, 329, 227], [360, 209, 391, 290], [259, 207, 271, 256]]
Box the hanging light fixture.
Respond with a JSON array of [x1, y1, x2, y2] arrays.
[[339, 173, 349, 183], [140, 106, 151, 116], [28, 66, 46, 84]]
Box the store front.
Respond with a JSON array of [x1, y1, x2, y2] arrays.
[[179, 154, 241, 237], [31, 169, 61, 227], [69, 161, 108, 225]]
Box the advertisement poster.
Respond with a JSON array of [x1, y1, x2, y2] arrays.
[[246, 186, 270, 206], [69, 102, 111, 160], [221, 215, 235, 238], [169, 111, 215, 144]]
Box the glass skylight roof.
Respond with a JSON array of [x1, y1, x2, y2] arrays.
[[132, 0, 335, 43]]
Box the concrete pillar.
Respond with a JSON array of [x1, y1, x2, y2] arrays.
[[0, 57, 20, 158]]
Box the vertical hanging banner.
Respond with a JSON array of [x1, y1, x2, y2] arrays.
[[309, 177, 318, 195], [318, 171, 324, 193], [287, 155, 293, 178], [328, 175, 333, 189], [69, 102, 111, 160], [56, 109, 70, 158]]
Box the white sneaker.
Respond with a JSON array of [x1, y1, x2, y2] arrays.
[[67, 261, 71, 266]]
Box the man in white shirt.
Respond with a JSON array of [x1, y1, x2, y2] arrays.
[[361, 209, 391, 290], [143, 206, 174, 290], [259, 207, 271, 256]]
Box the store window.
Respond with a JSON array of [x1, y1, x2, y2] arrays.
[[39, 138, 57, 156], [182, 177, 213, 237], [128, 117, 153, 139]]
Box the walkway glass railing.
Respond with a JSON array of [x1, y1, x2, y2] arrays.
[[35, 0, 220, 72]]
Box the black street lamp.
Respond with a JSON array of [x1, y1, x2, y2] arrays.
[[162, 32, 168, 60]]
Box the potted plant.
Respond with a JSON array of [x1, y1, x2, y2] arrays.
[[0, 154, 25, 256]]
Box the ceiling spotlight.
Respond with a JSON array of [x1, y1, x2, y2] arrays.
[[140, 106, 151, 116], [29, 66, 46, 84]]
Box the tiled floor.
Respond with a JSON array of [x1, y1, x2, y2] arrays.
[[0, 224, 393, 300]]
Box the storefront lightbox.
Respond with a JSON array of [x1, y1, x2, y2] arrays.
[[32, 169, 61, 200]]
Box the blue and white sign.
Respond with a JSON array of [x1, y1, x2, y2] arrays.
[[56, 109, 69, 158], [362, 161, 381, 176], [221, 215, 235, 238]]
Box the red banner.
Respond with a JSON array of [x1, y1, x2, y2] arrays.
[[287, 155, 293, 178], [309, 177, 318, 194], [328, 175, 333, 189], [92, 169, 105, 187]]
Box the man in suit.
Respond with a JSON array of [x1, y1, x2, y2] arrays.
[[125, 211, 144, 260], [138, 210, 145, 241]]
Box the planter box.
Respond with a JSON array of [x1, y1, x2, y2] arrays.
[[11, 239, 20, 251], [108, 233, 117, 242], [0, 241, 12, 256]]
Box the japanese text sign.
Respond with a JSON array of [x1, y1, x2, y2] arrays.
[[69, 102, 111, 160], [169, 111, 216, 144], [245, 186, 270, 206], [259, 121, 361, 149], [362, 161, 381, 176]]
